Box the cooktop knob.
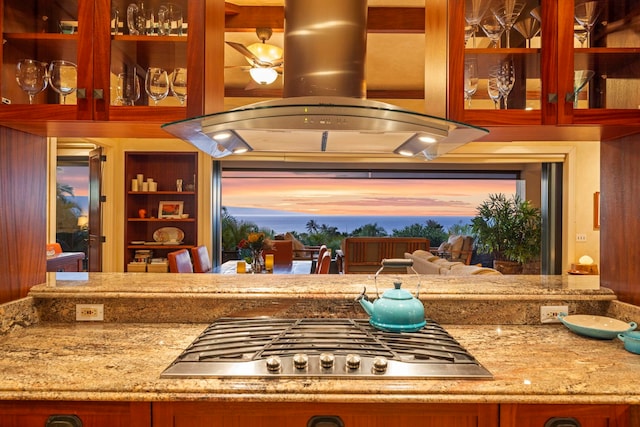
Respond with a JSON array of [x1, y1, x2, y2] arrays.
[[372, 356, 388, 374], [293, 353, 309, 370], [319, 352, 335, 369], [266, 355, 282, 373], [345, 354, 361, 370]]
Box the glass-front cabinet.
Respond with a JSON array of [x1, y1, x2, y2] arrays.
[[453, 0, 640, 127], [0, 0, 202, 123]]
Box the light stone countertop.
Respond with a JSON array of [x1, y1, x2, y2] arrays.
[[1, 272, 638, 405], [2, 320, 640, 404]]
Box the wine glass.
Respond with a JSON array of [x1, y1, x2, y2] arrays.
[[465, 0, 490, 48], [487, 67, 502, 109], [158, 3, 183, 36], [491, 0, 526, 48], [575, 1, 600, 48], [116, 72, 140, 106], [513, 17, 541, 48], [15, 59, 48, 104], [496, 59, 515, 109], [464, 58, 479, 108], [480, 13, 505, 48], [145, 67, 169, 105], [48, 60, 77, 105], [170, 67, 187, 105]]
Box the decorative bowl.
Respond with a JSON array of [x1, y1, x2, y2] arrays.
[[558, 313, 637, 340], [618, 331, 640, 354]]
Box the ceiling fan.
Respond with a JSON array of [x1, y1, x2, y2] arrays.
[[226, 27, 283, 85]]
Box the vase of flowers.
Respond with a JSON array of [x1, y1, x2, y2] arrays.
[[238, 232, 273, 274]]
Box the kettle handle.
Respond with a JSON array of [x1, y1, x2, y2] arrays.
[[373, 258, 421, 298]]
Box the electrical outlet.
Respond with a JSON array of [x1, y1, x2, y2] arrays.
[[540, 305, 568, 324], [76, 304, 104, 321], [576, 233, 587, 242]]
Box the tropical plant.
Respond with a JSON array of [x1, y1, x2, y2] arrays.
[[471, 193, 541, 265], [352, 222, 388, 237], [392, 219, 448, 246]]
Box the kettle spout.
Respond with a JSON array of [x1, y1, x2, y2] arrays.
[[356, 287, 374, 316]]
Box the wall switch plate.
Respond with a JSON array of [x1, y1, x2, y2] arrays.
[[576, 233, 587, 242], [540, 305, 568, 324], [75, 304, 104, 321]]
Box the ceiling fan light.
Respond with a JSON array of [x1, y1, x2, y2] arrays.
[[249, 67, 278, 85], [247, 42, 283, 63]]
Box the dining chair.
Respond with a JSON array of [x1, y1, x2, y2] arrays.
[[168, 249, 193, 273], [314, 245, 327, 273], [263, 240, 294, 266], [190, 245, 212, 273], [317, 251, 331, 274]]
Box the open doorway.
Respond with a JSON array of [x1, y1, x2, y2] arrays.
[[56, 156, 89, 269]]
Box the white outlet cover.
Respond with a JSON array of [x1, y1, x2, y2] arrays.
[[75, 304, 104, 321]]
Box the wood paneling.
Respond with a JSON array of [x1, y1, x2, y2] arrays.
[[0, 126, 47, 304], [601, 134, 640, 306]]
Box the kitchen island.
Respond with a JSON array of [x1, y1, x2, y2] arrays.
[[1, 273, 639, 425]]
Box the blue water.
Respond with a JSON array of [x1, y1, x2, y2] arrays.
[[230, 213, 473, 235]]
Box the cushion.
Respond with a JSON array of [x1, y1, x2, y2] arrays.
[[447, 235, 464, 259], [437, 241, 451, 252], [411, 249, 439, 262]]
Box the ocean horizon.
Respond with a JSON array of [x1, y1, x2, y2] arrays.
[[228, 211, 473, 235]]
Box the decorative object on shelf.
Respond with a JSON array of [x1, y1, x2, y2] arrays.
[[153, 226, 184, 243], [111, 6, 121, 35], [138, 208, 147, 218], [48, 60, 77, 105], [58, 20, 77, 34], [574, 1, 600, 48], [170, 68, 187, 105], [145, 67, 169, 105], [491, 0, 526, 48], [158, 201, 184, 218], [116, 71, 140, 105], [513, 17, 540, 48], [158, 3, 183, 36], [131, 178, 139, 191], [176, 179, 183, 192], [15, 59, 48, 104], [496, 58, 515, 109], [463, 57, 478, 108], [127, 2, 154, 36]]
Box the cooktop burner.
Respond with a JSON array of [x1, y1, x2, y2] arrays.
[[161, 318, 492, 379]]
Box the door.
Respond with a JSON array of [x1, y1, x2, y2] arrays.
[[88, 147, 103, 271]]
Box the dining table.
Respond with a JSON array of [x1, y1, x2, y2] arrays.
[[215, 260, 314, 274]]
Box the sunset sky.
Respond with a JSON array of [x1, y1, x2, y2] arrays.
[[222, 174, 516, 217]]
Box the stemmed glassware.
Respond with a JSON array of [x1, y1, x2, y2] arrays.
[[513, 17, 541, 48], [487, 66, 503, 109], [574, 1, 600, 48], [491, 0, 526, 48], [496, 58, 515, 109], [170, 68, 187, 105], [480, 14, 505, 48], [464, 58, 479, 108], [117, 72, 141, 106], [573, 70, 595, 108], [15, 59, 49, 104], [145, 67, 169, 105], [48, 60, 77, 105], [465, 0, 490, 48]]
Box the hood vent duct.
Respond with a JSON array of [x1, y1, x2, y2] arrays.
[[162, 0, 488, 159]]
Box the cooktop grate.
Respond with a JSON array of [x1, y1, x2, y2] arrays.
[[161, 318, 493, 379]]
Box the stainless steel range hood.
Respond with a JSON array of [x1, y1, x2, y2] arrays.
[[162, 0, 488, 159]]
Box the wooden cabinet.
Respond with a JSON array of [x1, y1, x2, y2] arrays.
[[124, 151, 198, 269], [152, 402, 500, 427], [452, 0, 640, 128], [0, 401, 150, 427], [500, 403, 631, 427], [0, 0, 204, 124]]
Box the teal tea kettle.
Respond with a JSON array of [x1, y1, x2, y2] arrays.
[[356, 258, 426, 333]]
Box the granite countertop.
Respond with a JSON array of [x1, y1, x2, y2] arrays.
[[2, 320, 640, 404], [1, 272, 639, 405]]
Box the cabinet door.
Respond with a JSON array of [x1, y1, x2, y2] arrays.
[[153, 402, 499, 427], [500, 403, 630, 427], [0, 0, 94, 120], [453, 0, 550, 126], [95, 0, 204, 123], [557, 0, 640, 125], [0, 401, 151, 427]]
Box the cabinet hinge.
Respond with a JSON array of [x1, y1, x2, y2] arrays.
[[100, 236, 107, 243], [100, 155, 107, 162], [100, 195, 107, 202]]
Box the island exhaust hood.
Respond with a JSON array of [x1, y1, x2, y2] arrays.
[[162, 0, 488, 159]]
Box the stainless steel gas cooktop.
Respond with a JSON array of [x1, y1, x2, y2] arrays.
[[161, 318, 492, 379]]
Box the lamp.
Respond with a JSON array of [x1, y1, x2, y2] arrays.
[[249, 67, 278, 85], [207, 130, 253, 158]]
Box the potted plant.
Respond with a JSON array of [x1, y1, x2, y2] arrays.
[[471, 193, 542, 274]]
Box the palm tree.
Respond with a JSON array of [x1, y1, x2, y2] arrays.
[[306, 219, 319, 233], [352, 222, 387, 237]]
